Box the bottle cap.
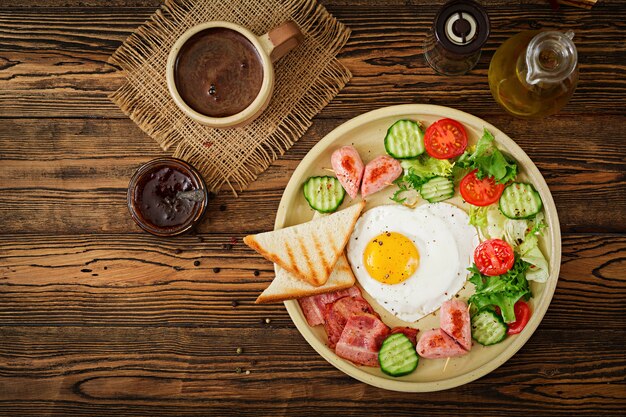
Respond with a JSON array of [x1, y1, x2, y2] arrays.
[[434, 0, 490, 56]]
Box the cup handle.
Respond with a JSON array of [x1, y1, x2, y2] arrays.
[[259, 21, 304, 63]]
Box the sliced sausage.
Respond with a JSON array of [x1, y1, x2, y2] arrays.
[[331, 146, 365, 199], [361, 155, 402, 198], [416, 329, 467, 359], [440, 299, 472, 351]]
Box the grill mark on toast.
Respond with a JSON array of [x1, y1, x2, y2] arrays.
[[321, 202, 364, 285], [312, 234, 324, 259], [311, 234, 328, 285], [244, 236, 281, 265], [328, 233, 338, 254], [298, 236, 315, 278], [244, 237, 274, 261], [285, 242, 301, 276]]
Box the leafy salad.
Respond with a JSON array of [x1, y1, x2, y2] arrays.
[[386, 119, 550, 346]]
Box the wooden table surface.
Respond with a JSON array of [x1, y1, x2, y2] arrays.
[[1, 0, 625, 415]]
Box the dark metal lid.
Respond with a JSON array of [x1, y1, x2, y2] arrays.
[[434, 0, 490, 55]]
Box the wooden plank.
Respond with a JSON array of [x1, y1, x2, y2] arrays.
[[0, 4, 624, 118], [0, 325, 623, 415], [1, 116, 625, 234], [0, 233, 623, 329]]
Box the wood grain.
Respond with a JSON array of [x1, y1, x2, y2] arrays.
[[1, 0, 625, 415], [0, 326, 623, 414], [0, 234, 624, 331], [1, 116, 625, 234], [0, 3, 624, 118]]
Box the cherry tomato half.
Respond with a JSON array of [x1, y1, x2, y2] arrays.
[[424, 118, 468, 159], [506, 301, 532, 335], [460, 169, 505, 206], [474, 238, 515, 276]]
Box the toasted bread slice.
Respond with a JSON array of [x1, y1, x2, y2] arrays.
[[243, 201, 365, 286], [255, 252, 355, 304]]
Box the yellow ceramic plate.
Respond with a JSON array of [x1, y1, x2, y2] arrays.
[[276, 105, 561, 392]]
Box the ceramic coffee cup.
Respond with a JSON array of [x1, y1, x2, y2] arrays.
[[166, 21, 303, 128]]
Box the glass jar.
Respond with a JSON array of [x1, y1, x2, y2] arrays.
[[127, 158, 208, 236]]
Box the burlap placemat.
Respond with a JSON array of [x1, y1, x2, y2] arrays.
[[109, 0, 351, 193]]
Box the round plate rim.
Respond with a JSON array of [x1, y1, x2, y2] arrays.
[[275, 104, 561, 392]]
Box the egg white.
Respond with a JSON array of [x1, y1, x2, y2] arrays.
[[346, 202, 478, 322]]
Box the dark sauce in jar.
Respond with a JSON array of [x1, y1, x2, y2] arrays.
[[137, 167, 195, 227], [128, 158, 207, 236]]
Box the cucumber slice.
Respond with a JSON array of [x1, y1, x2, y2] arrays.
[[302, 176, 346, 213], [420, 176, 454, 203], [384, 120, 425, 159], [499, 182, 543, 219], [471, 309, 508, 346], [378, 333, 419, 377]]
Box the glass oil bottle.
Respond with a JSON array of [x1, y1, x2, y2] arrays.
[[488, 30, 579, 118]]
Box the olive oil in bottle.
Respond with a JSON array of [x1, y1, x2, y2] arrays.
[[488, 30, 578, 118]]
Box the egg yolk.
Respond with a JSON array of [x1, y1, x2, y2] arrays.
[[363, 232, 419, 284]]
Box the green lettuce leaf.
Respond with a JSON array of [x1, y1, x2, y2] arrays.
[[400, 154, 453, 182], [459, 129, 518, 184], [469, 205, 508, 241], [504, 212, 545, 247], [390, 155, 454, 203], [469, 206, 488, 228], [468, 257, 531, 323], [519, 221, 549, 283]]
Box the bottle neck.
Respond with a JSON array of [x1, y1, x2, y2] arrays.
[[519, 30, 578, 87]]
